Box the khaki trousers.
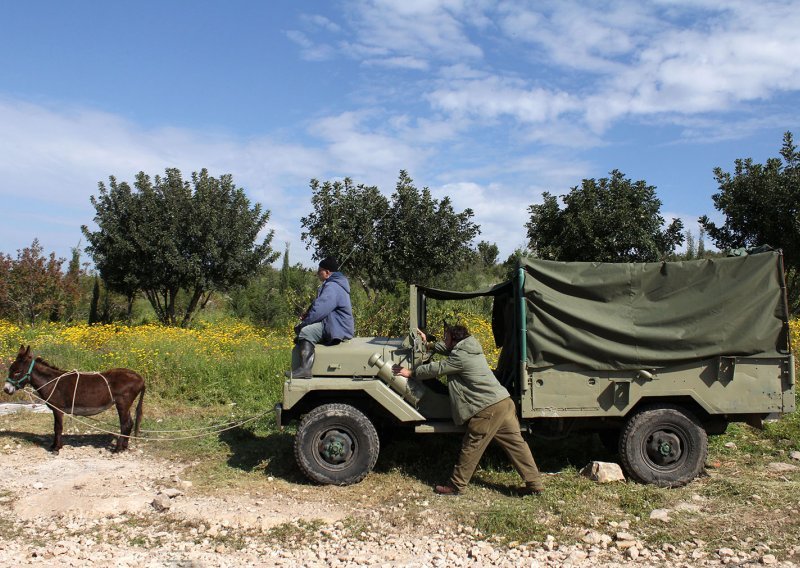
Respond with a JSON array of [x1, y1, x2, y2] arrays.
[[450, 397, 543, 492]]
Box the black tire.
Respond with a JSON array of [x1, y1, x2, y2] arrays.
[[294, 403, 380, 485], [619, 404, 707, 487]]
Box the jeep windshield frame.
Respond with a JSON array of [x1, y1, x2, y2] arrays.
[[410, 276, 523, 393]]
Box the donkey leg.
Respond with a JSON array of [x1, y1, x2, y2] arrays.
[[114, 401, 134, 452], [51, 410, 64, 453]]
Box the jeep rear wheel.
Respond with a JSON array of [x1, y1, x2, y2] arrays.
[[294, 403, 380, 485], [620, 404, 707, 487]]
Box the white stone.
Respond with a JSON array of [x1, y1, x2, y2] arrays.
[[767, 462, 798, 473], [788, 451, 800, 461], [151, 494, 171, 512], [674, 501, 702, 513], [761, 554, 777, 565], [649, 509, 671, 522], [580, 461, 626, 483]]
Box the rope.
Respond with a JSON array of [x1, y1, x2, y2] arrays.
[[31, 368, 115, 412], [21, 387, 277, 442]]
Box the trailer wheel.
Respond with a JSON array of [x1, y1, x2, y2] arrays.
[[620, 404, 707, 487], [294, 403, 379, 485]]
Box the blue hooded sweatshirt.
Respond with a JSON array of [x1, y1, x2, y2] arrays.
[[301, 271, 355, 343]]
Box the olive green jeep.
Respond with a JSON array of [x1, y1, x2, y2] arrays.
[[277, 251, 795, 487]]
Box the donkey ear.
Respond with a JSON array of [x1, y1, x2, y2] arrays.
[[18, 344, 26, 355], [24, 345, 31, 356]]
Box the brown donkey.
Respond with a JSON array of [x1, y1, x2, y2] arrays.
[[4, 345, 145, 453]]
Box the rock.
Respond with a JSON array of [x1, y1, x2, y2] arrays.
[[32, 482, 44, 490], [581, 530, 606, 546], [160, 488, 183, 498], [767, 462, 798, 473], [649, 509, 671, 522], [580, 461, 626, 483], [627, 546, 639, 560], [724, 442, 737, 449], [151, 494, 172, 512], [718, 548, 736, 557], [761, 554, 777, 565], [789, 451, 800, 461], [674, 501, 702, 513], [566, 550, 588, 563]]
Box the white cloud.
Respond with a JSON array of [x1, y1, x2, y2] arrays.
[[429, 74, 581, 124], [310, 0, 800, 140], [0, 97, 327, 264], [312, 111, 427, 185]]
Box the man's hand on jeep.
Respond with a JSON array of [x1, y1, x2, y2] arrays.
[[416, 328, 427, 343], [392, 364, 412, 378]]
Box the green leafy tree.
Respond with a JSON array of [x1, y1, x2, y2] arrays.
[[300, 171, 480, 295], [83, 168, 278, 326], [476, 241, 500, 267], [384, 171, 480, 286], [700, 132, 800, 312], [301, 177, 389, 297], [526, 170, 684, 262]]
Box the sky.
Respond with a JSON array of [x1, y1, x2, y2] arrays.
[[2, 0, 799, 268]]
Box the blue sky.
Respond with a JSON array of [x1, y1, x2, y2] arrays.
[[2, 0, 799, 267]]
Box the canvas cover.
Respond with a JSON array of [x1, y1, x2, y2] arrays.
[[521, 251, 789, 371]]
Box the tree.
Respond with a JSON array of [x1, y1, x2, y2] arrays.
[[301, 171, 480, 295], [83, 168, 278, 326], [700, 131, 800, 311], [0, 240, 69, 325], [526, 170, 684, 262], [476, 241, 500, 267], [301, 177, 389, 296], [384, 171, 480, 286]]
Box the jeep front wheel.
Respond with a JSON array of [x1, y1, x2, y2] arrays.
[[619, 404, 707, 487], [294, 403, 380, 485]]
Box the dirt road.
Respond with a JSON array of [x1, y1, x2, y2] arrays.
[[0, 417, 796, 567]]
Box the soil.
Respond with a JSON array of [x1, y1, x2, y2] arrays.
[[1, 420, 797, 566]]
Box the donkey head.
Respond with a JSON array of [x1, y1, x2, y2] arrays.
[[4, 345, 33, 395]]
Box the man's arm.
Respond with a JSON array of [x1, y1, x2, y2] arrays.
[[301, 283, 337, 326], [409, 355, 463, 380]]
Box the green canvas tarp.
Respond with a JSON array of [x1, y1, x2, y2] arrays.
[[521, 251, 789, 371]]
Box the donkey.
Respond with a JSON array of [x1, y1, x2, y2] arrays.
[[4, 345, 146, 453]]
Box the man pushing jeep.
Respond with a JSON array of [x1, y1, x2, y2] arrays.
[[393, 324, 544, 496]]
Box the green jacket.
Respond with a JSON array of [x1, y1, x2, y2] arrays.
[[415, 335, 509, 425]]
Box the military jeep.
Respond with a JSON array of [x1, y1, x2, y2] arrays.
[[277, 250, 795, 487]]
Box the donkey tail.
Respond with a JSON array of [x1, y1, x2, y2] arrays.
[[133, 384, 145, 437]]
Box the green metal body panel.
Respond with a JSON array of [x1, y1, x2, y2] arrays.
[[520, 355, 795, 418], [282, 376, 426, 422]]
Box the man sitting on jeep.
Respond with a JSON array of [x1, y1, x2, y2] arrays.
[[286, 256, 355, 378]]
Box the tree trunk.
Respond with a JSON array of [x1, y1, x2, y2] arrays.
[[181, 287, 205, 328]]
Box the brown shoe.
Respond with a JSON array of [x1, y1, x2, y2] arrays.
[[434, 484, 459, 496], [519, 485, 543, 496]]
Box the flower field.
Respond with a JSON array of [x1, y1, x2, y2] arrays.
[[0, 319, 293, 412], [2, 317, 798, 415]]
